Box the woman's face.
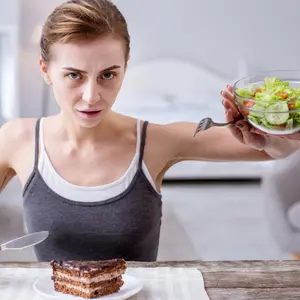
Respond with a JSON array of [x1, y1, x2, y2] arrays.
[[41, 35, 127, 128]]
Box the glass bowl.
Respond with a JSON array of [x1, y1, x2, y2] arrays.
[[233, 70, 300, 135]]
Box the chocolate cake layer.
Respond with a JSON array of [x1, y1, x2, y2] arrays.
[[52, 268, 125, 283], [54, 280, 123, 299], [52, 275, 123, 289], [51, 259, 126, 277]]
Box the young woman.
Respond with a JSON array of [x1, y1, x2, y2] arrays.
[[0, 0, 298, 261]]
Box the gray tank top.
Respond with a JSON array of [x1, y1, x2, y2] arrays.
[[22, 119, 162, 262]]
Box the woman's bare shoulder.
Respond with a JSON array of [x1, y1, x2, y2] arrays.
[[0, 118, 38, 158], [0, 118, 37, 141]]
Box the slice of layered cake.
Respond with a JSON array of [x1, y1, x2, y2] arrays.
[[50, 259, 126, 299]]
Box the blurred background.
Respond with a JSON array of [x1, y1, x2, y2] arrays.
[[0, 0, 299, 261]]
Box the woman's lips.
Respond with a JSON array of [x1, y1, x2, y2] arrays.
[[77, 110, 102, 119]]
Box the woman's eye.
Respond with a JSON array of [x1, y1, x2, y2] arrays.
[[101, 72, 115, 80], [67, 73, 81, 80]]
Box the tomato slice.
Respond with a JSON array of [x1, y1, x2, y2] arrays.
[[244, 100, 255, 108], [288, 102, 295, 110], [279, 124, 286, 130]]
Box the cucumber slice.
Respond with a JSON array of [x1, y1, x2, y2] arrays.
[[265, 102, 289, 125], [250, 104, 265, 118]]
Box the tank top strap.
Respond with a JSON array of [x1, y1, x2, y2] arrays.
[[33, 118, 42, 170], [138, 121, 149, 169], [135, 119, 141, 154]]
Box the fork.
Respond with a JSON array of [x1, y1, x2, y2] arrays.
[[193, 116, 243, 137]]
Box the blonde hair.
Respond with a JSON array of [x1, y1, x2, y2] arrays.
[[40, 0, 130, 62]]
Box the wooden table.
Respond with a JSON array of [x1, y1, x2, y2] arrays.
[[1, 260, 300, 299]]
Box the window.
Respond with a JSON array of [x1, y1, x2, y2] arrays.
[[0, 27, 16, 124]]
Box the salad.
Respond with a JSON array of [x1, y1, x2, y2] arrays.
[[235, 77, 300, 131]]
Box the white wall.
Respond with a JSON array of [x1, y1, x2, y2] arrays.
[[17, 0, 58, 118], [0, 0, 19, 26], [119, 0, 300, 73]]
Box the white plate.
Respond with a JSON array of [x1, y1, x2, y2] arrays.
[[33, 273, 143, 300]]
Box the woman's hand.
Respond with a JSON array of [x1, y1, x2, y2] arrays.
[[221, 85, 269, 150]]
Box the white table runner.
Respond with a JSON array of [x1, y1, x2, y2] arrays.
[[0, 267, 210, 300]]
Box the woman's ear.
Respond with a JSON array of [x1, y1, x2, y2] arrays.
[[40, 56, 52, 85]]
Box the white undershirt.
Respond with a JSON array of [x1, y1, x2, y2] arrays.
[[38, 118, 159, 202]]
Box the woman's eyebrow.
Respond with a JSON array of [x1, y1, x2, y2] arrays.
[[62, 65, 121, 74]]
